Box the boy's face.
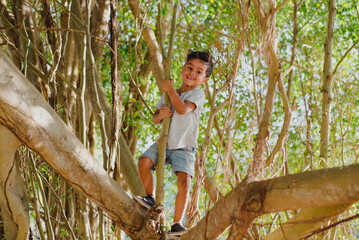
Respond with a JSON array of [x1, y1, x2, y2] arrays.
[[180, 58, 209, 90]]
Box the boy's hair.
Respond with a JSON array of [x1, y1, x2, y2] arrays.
[[186, 50, 214, 78]]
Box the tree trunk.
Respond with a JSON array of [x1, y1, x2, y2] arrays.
[[0, 125, 29, 240], [11, 0, 42, 90], [90, 0, 111, 59], [128, 0, 164, 87], [247, 0, 280, 181], [319, 0, 336, 160]]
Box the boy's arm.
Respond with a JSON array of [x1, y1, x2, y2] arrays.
[[152, 107, 173, 124], [161, 79, 196, 114]]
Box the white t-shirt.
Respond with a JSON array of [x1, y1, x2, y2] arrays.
[[156, 88, 205, 149]]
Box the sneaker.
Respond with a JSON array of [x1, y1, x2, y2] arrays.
[[133, 195, 155, 209], [167, 223, 188, 237]]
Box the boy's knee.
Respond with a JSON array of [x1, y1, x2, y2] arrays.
[[177, 172, 191, 190], [138, 156, 153, 169]]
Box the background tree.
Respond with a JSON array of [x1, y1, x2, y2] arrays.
[[0, 0, 359, 239]]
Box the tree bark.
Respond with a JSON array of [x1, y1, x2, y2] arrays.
[[11, 0, 42, 90], [90, 0, 111, 59], [128, 0, 165, 86], [0, 125, 29, 240], [264, 204, 350, 240], [181, 164, 359, 240], [155, 0, 178, 209], [319, 0, 336, 160], [247, 0, 281, 181], [0, 2, 22, 69]]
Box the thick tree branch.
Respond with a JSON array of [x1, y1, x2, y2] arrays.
[[181, 164, 359, 239], [264, 204, 350, 240]]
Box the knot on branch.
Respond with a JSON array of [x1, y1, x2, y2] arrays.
[[242, 193, 262, 212], [145, 204, 165, 237], [242, 181, 267, 213]]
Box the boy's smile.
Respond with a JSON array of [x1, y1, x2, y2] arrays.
[[180, 58, 209, 91]]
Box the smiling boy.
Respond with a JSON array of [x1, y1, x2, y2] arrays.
[[134, 50, 214, 237]]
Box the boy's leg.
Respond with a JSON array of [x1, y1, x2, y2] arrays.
[[134, 156, 156, 209], [174, 171, 191, 223], [135, 143, 159, 209], [138, 156, 154, 196]]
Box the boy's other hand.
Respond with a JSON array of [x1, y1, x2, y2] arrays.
[[159, 106, 173, 120], [161, 78, 174, 92]]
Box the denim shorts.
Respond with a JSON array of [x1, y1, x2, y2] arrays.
[[139, 143, 197, 177]]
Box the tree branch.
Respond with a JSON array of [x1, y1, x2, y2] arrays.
[[264, 204, 350, 240], [181, 164, 359, 239]]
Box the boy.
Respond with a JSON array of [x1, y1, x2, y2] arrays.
[[134, 50, 214, 237]]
